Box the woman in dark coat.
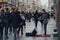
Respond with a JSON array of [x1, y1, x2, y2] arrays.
[[40, 9, 49, 35]]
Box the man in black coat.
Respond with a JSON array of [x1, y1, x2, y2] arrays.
[[9, 9, 14, 35], [12, 8, 20, 39], [4, 8, 10, 39]]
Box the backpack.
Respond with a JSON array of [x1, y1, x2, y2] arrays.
[[26, 29, 37, 37], [32, 29, 37, 36]]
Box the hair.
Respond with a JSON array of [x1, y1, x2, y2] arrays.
[[5, 8, 9, 11], [1, 10, 4, 12], [42, 9, 46, 12], [36, 10, 38, 12], [11, 8, 15, 10]]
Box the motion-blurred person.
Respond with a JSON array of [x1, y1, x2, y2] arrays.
[[31, 11, 35, 21], [12, 8, 20, 40], [21, 11, 26, 28], [51, 12, 54, 18], [9, 8, 14, 35], [4, 8, 10, 39], [17, 11, 26, 36], [25, 11, 29, 22], [0, 9, 5, 40], [40, 9, 49, 35], [34, 10, 40, 29]]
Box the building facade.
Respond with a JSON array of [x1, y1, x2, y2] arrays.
[[19, 0, 42, 11], [55, 0, 60, 38], [48, 0, 56, 12], [0, 0, 19, 10]]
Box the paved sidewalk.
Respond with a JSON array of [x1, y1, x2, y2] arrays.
[[3, 18, 57, 40]]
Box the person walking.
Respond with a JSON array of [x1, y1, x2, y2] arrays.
[[4, 8, 10, 39], [17, 11, 26, 36], [40, 9, 50, 35], [9, 8, 14, 35], [34, 10, 40, 29], [12, 8, 20, 40]]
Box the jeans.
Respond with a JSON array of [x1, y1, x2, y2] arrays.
[[0, 23, 4, 40], [5, 23, 9, 38], [44, 23, 47, 35], [34, 20, 38, 29], [5, 27, 8, 37], [40, 21, 47, 35], [9, 24, 12, 33], [13, 28, 17, 40], [17, 25, 23, 35]]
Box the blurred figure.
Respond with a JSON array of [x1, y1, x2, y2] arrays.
[[34, 10, 40, 29], [0, 9, 5, 40], [54, 13, 55, 20], [28, 11, 32, 22], [25, 11, 29, 22], [20, 11, 26, 28], [26, 11, 32, 22], [51, 12, 54, 18], [25, 12, 27, 21], [12, 8, 20, 40], [40, 9, 49, 35], [31, 11, 35, 21], [17, 11, 26, 36], [9, 8, 14, 35], [4, 8, 10, 39]]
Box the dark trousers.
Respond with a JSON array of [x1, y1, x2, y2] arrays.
[[13, 26, 17, 40], [4, 23, 9, 38], [44, 23, 47, 35], [13, 27, 17, 40], [34, 20, 38, 29], [9, 24, 12, 33], [40, 20, 44, 28], [40, 20, 47, 35], [28, 18, 31, 22], [5, 26, 8, 38], [13, 24, 19, 40], [41, 23, 47, 35], [17, 25, 23, 35], [0, 23, 4, 40]]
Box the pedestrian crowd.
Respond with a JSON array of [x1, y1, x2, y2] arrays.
[[0, 8, 55, 40]]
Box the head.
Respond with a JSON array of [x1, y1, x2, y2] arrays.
[[5, 8, 9, 12], [36, 10, 38, 13], [1, 10, 4, 12], [11, 8, 15, 12], [41, 9, 46, 13]]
